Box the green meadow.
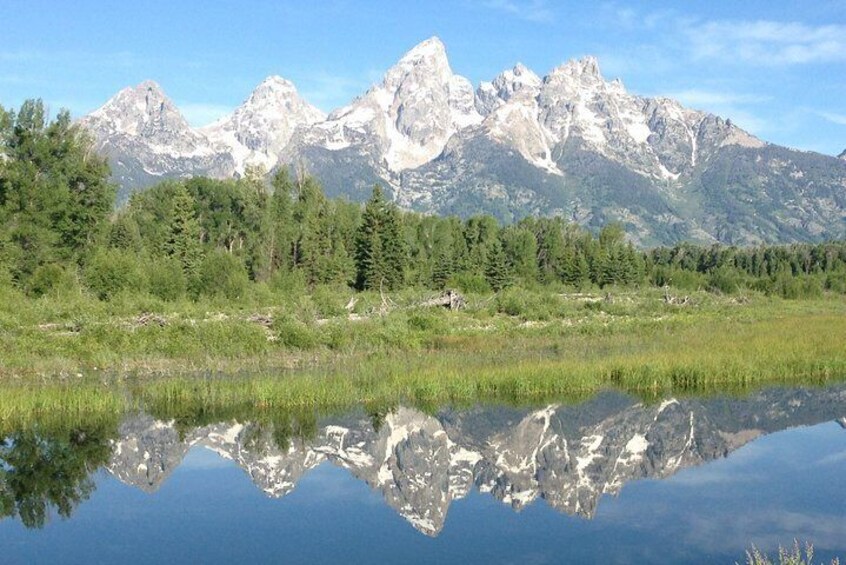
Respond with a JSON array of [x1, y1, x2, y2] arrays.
[[2, 285, 844, 433]]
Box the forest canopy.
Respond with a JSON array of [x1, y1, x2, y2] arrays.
[[2, 99, 846, 303]]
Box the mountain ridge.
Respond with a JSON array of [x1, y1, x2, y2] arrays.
[[80, 37, 846, 246]]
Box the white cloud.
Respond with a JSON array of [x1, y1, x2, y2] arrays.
[[299, 71, 373, 113], [684, 20, 846, 65], [0, 49, 144, 68], [656, 89, 772, 134], [664, 89, 771, 107], [815, 111, 846, 126], [482, 0, 553, 23], [178, 103, 233, 127]]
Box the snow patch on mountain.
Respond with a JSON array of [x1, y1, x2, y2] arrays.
[[202, 75, 325, 175]]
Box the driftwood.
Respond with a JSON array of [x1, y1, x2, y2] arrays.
[[420, 289, 466, 311], [662, 286, 691, 306], [135, 313, 167, 327], [247, 313, 274, 327]]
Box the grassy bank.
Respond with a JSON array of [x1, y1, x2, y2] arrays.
[[2, 287, 845, 430], [2, 284, 845, 377]]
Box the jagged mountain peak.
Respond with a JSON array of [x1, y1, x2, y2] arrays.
[[398, 36, 447, 64], [549, 55, 603, 80], [81, 40, 846, 245], [248, 75, 301, 100], [496, 63, 542, 93], [476, 62, 542, 116], [201, 74, 325, 174], [294, 35, 481, 172], [839, 148, 846, 160], [81, 79, 235, 199], [87, 79, 190, 136], [384, 36, 453, 89], [229, 74, 322, 116]]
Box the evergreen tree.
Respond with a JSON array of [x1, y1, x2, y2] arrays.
[[485, 237, 511, 291], [354, 186, 406, 290], [0, 100, 114, 283], [165, 184, 203, 276]]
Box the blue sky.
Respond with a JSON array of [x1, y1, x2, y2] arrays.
[[1, 0, 844, 155]]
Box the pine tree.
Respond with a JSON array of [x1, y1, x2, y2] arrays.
[[0, 100, 115, 283], [165, 184, 203, 276], [354, 186, 406, 290], [485, 238, 511, 291], [381, 203, 407, 289]]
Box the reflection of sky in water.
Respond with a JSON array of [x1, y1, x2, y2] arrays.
[[1, 400, 845, 564]]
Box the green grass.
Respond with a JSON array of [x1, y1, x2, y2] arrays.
[[1, 286, 845, 432]]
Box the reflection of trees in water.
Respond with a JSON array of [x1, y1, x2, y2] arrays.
[[0, 424, 117, 528]]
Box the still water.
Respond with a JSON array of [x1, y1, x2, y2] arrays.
[[2, 385, 845, 564]]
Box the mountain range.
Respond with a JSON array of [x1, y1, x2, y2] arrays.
[[80, 37, 846, 246], [107, 385, 846, 536]]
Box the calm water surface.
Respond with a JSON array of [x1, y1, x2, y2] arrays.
[[2, 385, 845, 564]]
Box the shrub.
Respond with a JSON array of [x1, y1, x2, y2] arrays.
[[193, 250, 250, 300], [311, 284, 352, 318], [407, 310, 445, 333], [272, 316, 319, 349], [269, 269, 307, 296], [707, 266, 745, 294], [495, 287, 569, 320], [84, 249, 148, 300], [651, 266, 707, 291], [147, 257, 187, 302], [27, 264, 71, 297], [825, 270, 846, 294], [766, 271, 824, 300], [447, 272, 491, 294]]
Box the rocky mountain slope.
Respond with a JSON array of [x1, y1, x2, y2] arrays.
[[107, 385, 846, 536], [80, 81, 235, 195], [81, 38, 846, 245], [201, 76, 325, 176]]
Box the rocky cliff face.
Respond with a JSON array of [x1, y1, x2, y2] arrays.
[[81, 38, 846, 244], [80, 81, 236, 201], [201, 76, 325, 176], [107, 385, 846, 536]]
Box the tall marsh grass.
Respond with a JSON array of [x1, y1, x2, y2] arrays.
[[1, 291, 845, 432]]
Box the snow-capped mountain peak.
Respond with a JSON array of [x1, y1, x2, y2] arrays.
[[81, 40, 846, 244], [292, 36, 482, 173], [80, 80, 234, 193], [476, 63, 542, 115], [202, 74, 325, 174], [86, 80, 193, 140]]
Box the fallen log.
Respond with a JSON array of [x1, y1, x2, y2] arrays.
[[420, 289, 466, 311], [136, 313, 167, 327]]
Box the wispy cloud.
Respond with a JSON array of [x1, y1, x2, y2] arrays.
[[815, 110, 846, 126], [656, 88, 772, 134], [664, 89, 771, 107], [298, 71, 373, 113], [482, 0, 554, 23], [596, 6, 846, 67], [684, 20, 846, 66], [179, 103, 234, 127], [0, 49, 145, 68]]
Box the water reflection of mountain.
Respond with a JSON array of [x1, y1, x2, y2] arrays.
[[106, 386, 846, 536]]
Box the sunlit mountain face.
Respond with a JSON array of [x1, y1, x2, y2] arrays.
[[80, 38, 846, 246]]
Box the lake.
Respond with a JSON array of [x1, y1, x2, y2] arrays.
[[2, 384, 845, 564]]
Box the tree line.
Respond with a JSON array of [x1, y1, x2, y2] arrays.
[[2, 100, 845, 302]]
